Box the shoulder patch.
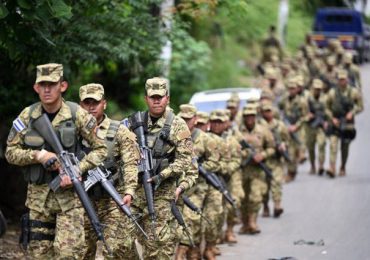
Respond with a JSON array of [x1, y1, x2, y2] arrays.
[[85, 116, 97, 131], [177, 129, 191, 140], [7, 127, 17, 142], [13, 117, 26, 133]]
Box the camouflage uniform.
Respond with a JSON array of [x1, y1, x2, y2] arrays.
[[203, 110, 230, 258], [260, 102, 289, 217], [305, 79, 328, 174], [238, 104, 275, 234], [278, 78, 309, 181], [326, 70, 363, 176], [175, 104, 220, 259], [133, 78, 197, 260], [340, 52, 362, 89], [79, 84, 140, 259], [5, 64, 107, 259]]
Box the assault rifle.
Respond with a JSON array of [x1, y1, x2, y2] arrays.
[[181, 195, 211, 225], [129, 112, 156, 237], [198, 165, 240, 217], [170, 199, 194, 246], [84, 165, 148, 239], [33, 113, 111, 254], [239, 140, 272, 181]]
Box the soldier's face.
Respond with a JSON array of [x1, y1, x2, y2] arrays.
[[196, 122, 209, 132], [288, 87, 297, 97], [183, 116, 197, 131], [227, 107, 238, 119], [210, 120, 224, 134], [33, 81, 67, 106], [338, 78, 347, 88], [145, 95, 169, 117], [262, 110, 273, 121], [243, 115, 256, 128], [80, 98, 106, 123]]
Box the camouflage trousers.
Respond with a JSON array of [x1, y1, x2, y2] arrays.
[[287, 138, 300, 173], [203, 181, 224, 243], [178, 181, 208, 246], [329, 135, 351, 167], [306, 127, 326, 165], [83, 196, 137, 260], [132, 181, 178, 260], [226, 169, 244, 225], [28, 190, 85, 260], [241, 168, 268, 218], [265, 160, 284, 203]]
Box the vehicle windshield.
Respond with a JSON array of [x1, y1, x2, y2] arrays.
[[193, 100, 247, 113]]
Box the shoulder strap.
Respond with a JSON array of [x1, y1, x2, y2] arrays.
[[28, 102, 41, 119], [65, 101, 78, 122], [152, 110, 175, 158], [104, 120, 121, 169], [191, 128, 201, 142]]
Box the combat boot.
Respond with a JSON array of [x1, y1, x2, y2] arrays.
[[213, 246, 221, 256], [187, 244, 201, 260], [339, 166, 346, 177], [326, 163, 336, 178], [247, 213, 261, 235], [273, 201, 284, 218], [203, 242, 216, 260], [224, 225, 237, 243], [175, 244, 189, 260], [262, 202, 270, 217], [285, 171, 296, 183], [238, 215, 249, 234]]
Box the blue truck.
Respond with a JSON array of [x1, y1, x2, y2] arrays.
[[311, 8, 370, 63]]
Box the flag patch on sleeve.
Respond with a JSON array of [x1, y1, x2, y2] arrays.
[[13, 117, 26, 133]]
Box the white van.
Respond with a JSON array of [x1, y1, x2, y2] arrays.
[[189, 87, 261, 112]]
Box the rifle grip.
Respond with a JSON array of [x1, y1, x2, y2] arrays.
[[49, 175, 62, 192]]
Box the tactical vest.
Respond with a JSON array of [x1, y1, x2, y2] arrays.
[[145, 111, 175, 175], [23, 101, 79, 185], [332, 88, 354, 118], [87, 119, 121, 199]]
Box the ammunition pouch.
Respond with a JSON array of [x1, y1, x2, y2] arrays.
[[19, 213, 56, 250]]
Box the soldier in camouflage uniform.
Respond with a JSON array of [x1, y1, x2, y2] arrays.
[[130, 77, 197, 260], [78, 83, 140, 259], [278, 78, 309, 182], [175, 104, 220, 260], [340, 52, 362, 89], [221, 108, 243, 244], [305, 79, 328, 175], [238, 104, 275, 234], [5, 64, 107, 259], [260, 101, 289, 218], [202, 110, 230, 260], [326, 70, 363, 177]]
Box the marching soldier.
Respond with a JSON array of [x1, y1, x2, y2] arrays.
[[238, 104, 275, 234], [78, 83, 140, 259], [305, 79, 328, 175], [326, 70, 363, 177], [175, 104, 220, 260], [260, 101, 289, 218], [5, 64, 107, 259]]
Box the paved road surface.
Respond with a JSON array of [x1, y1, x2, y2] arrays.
[[219, 65, 370, 260]]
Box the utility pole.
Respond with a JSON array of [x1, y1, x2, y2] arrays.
[[159, 0, 174, 80]]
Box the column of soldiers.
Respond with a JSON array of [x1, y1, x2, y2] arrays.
[[4, 34, 364, 260]]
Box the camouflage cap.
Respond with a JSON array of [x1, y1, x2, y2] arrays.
[[248, 96, 260, 104], [79, 83, 104, 101], [145, 77, 169, 97], [260, 90, 273, 101], [210, 109, 228, 122], [35, 63, 63, 83], [287, 77, 297, 88], [326, 55, 336, 66], [295, 74, 304, 86], [178, 104, 197, 119], [196, 111, 209, 124], [337, 69, 348, 79], [312, 78, 323, 89], [261, 100, 274, 111], [242, 103, 258, 116], [229, 92, 240, 103], [343, 52, 353, 63], [226, 99, 239, 108], [265, 67, 277, 79]]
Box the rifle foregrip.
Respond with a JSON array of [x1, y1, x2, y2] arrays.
[[49, 175, 62, 192], [170, 200, 185, 226], [182, 195, 200, 213]]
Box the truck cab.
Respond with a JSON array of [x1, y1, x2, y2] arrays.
[[311, 8, 370, 63]]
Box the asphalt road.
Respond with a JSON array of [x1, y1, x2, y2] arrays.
[[219, 64, 370, 260]]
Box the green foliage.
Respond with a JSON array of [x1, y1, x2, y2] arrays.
[[169, 21, 211, 110]]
